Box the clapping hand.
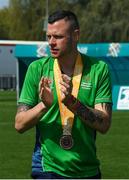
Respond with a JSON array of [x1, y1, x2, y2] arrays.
[[60, 74, 73, 102], [39, 77, 53, 108]]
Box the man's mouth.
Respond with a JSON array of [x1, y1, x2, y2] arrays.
[[50, 49, 59, 54]]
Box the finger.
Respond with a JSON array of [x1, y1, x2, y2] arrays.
[[47, 78, 52, 85], [44, 77, 52, 88], [62, 74, 71, 84], [39, 77, 44, 92], [60, 85, 68, 93], [43, 77, 48, 87], [61, 91, 65, 101], [39, 87, 44, 99], [60, 80, 70, 89]]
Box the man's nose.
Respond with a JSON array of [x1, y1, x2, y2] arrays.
[[49, 37, 56, 45]]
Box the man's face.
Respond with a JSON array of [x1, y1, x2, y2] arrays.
[[47, 19, 78, 59]]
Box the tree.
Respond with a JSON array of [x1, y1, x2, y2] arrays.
[[0, 8, 10, 39], [1, 0, 129, 42], [8, 0, 46, 40]]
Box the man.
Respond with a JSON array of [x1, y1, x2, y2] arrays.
[[15, 10, 112, 179]]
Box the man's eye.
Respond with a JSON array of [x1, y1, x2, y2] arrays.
[[47, 35, 51, 40], [54, 35, 63, 39]]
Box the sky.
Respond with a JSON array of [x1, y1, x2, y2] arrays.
[[0, 0, 9, 9]]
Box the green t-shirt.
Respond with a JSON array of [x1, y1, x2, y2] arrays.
[[19, 53, 112, 178]]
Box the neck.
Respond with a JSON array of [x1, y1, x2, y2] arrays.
[[58, 51, 78, 77]]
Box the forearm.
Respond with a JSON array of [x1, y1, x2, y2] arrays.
[[15, 102, 47, 133], [63, 95, 112, 134]]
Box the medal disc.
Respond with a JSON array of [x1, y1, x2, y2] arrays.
[[60, 135, 73, 150]]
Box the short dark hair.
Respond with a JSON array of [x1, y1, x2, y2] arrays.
[[48, 10, 79, 30]]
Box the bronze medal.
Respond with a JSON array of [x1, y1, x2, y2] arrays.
[[60, 135, 73, 150]]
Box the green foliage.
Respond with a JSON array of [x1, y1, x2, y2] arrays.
[[8, 0, 46, 40], [80, 0, 129, 42], [0, 8, 10, 39], [1, 0, 129, 42]]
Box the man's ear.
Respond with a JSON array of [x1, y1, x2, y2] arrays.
[[73, 29, 80, 41]]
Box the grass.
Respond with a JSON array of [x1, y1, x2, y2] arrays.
[[0, 91, 35, 179], [97, 111, 129, 179], [0, 91, 129, 178]]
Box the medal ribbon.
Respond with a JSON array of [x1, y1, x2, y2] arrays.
[[54, 53, 83, 134]]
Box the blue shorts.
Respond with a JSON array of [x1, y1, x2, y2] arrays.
[[31, 171, 101, 179]]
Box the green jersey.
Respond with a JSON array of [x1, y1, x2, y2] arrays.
[[19, 53, 112, 178]]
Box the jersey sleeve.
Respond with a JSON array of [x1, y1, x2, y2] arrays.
[[95, 62, 112, 104], [18, 62, 39, 106]]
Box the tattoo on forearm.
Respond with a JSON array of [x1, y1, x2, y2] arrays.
[[75, 104, 101, 124], [63, 95, 112, 125], [76, 103, 112, 124], [17, 103, 32, 113], [85, 108, 103, 124]]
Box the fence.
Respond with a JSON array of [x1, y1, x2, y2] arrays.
[[0, 75, 16, 90]]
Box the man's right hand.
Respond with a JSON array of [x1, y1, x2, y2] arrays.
[[39, 77, 54, 108]]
